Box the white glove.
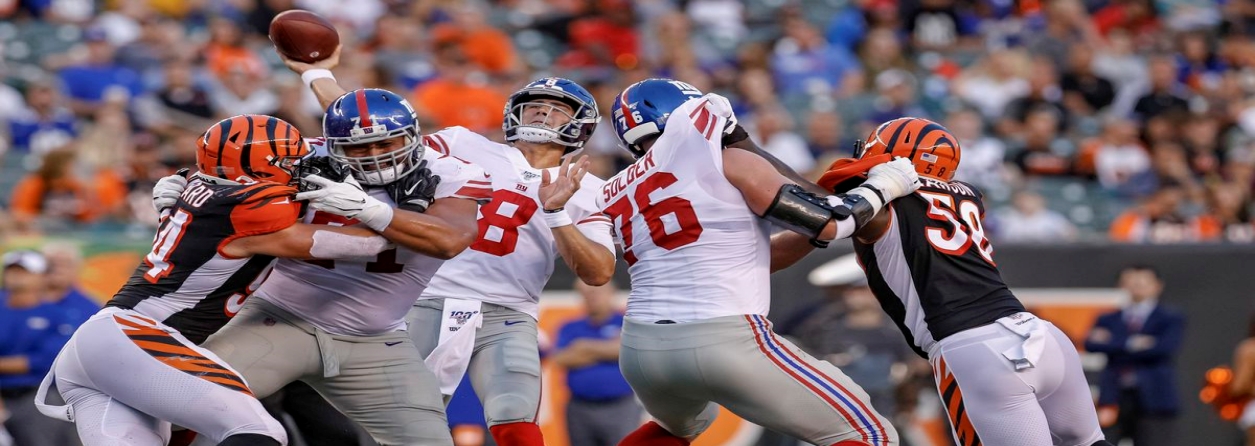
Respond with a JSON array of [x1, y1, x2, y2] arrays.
[[295, 174, 395, 232], [858, 157, 922, 204], [151, 171, 189, 212], [701, 93, 739, 134]]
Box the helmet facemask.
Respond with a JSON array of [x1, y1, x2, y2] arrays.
[[504, 89, 598, 152], [507, 99, 579, 145], [326, 123, 424, 186]]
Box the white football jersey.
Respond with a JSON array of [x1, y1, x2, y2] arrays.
[[255, 142, 493, 336], [595, 96, 772, 323], [420, 127, 615, 319]]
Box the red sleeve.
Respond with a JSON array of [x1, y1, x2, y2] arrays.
[[219, 184, 301, 258]]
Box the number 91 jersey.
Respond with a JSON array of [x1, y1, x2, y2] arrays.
[[852, 178, 1026, 357], [596, 97, 772, 323]]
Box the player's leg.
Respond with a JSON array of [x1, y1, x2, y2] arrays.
[[467, 304, 544, 445], [56, 310, 285, 445], [406, 300, 442, 359], [310, 332, 453, 446], [277, 381, 365, 446], [1036, 323, 1106, 446], [617, 319, 720, 444], [200, 299, 322, 400], [704, 315, 897, 446], [930, 324, 1053, 446]]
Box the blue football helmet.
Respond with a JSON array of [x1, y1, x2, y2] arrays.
[[503, 77, 600, 152], [611, 78, 704, 158], [323, 88, 423, 186]]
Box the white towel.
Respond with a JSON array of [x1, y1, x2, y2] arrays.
[[995, 312, 1047, 371], [423, 299, 483, 396]]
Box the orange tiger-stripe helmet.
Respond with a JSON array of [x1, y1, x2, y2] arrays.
[[856, 117, 961, 182], [196, 115, 309, 185]]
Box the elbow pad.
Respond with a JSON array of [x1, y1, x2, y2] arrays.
[[761, 185, 850, 247]]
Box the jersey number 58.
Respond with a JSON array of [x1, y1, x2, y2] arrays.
[[919, 191, 994, 264]]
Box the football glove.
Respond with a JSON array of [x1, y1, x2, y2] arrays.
[[385, 160, 440, 213], [151, 168, 191, 213]]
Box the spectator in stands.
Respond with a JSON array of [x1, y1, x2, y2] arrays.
[[0, 250, 80, 446], [209, 64, 279, 117], [558, 0, 640, 71], [1001, 56, 1068, 138], [432, 4, 521, 78], [412, 38, 507, 136], [369, 14, 435, 89], [751, 104, 815, 174], [1086, 265, 1185, 446], [1194, 182, 1254, 242], [135, 58, 217, 138], [7, 79, 77, 156], [1010, 105, 1076, 177], [1134, 56, 1191, 122], [1108, 183, 1196, 243], [953, 49, 1030, 120], [903, 0, 978, 52], [948, 107, 1009, 192], [203, 17, 267, 83], [552, 280, 640, 446], [769, 15, 860, 100], [55, 27, 144, 116], [992, 190, 1078, 243], [9, 149, 126, 234], [1176, 31, 1227, 95], [40, 243, 98, 328], [1026, 0, 1100, 68], [1089, 117, 1154, 196], [1061, 42, 1117, 118], [804, 108, 851, 158], [1180, 113, 1224, 178], [866, 68, 929, 125], [857, 28, 912, 88]]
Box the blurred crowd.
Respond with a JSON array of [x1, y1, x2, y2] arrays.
[[2, 0, 1255, 243]]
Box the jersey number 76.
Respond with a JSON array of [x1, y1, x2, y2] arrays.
[[602, 171, 703, 264]]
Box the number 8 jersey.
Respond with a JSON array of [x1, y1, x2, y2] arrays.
[[596, 98, 773, 323], [852, 178, 1026, 357]]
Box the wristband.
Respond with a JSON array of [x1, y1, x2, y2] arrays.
[[301, 69, 335, 90], [544, 209, 573, 228]]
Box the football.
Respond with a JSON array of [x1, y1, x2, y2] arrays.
[[268, 9, 339, 63]]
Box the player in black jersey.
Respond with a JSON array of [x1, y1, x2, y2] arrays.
[[34, 115, 421, 446], [793, 117, 1111, 446]]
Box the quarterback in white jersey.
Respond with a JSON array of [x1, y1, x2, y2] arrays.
[[410, 78, 616, 446], [188, 87, 485, 446], [603, 79, 921, 446]]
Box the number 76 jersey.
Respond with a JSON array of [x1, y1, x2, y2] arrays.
[[852, 178, 1025, 357], [596, 97, 773, 323]]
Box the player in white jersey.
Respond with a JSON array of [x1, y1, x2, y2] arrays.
[[601, 78, 918, 446], [35, 115, 401, 446], [185, 85, 489, 446], [410, 78, 616, 446], [284, 51, 616, 445]]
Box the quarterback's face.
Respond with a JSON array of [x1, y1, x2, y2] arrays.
[[521, 99, 574, 129]]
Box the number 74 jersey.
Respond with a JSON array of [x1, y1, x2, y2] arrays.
[[852, 178, 1026, 357], [596, 97, 773, 323]]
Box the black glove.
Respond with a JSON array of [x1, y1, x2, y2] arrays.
[[295, 156, 351, 192], [722, 123, 750, 147], [386, 160, 441, 213]]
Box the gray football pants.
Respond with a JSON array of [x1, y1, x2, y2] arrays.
[[407, 299, 543, 426], [200, 298, 453, 446], [619, 314, 899, 446]]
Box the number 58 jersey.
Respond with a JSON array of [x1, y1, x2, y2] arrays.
[[852, 178, 1026, 357], [596, 97, 772, 323]]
